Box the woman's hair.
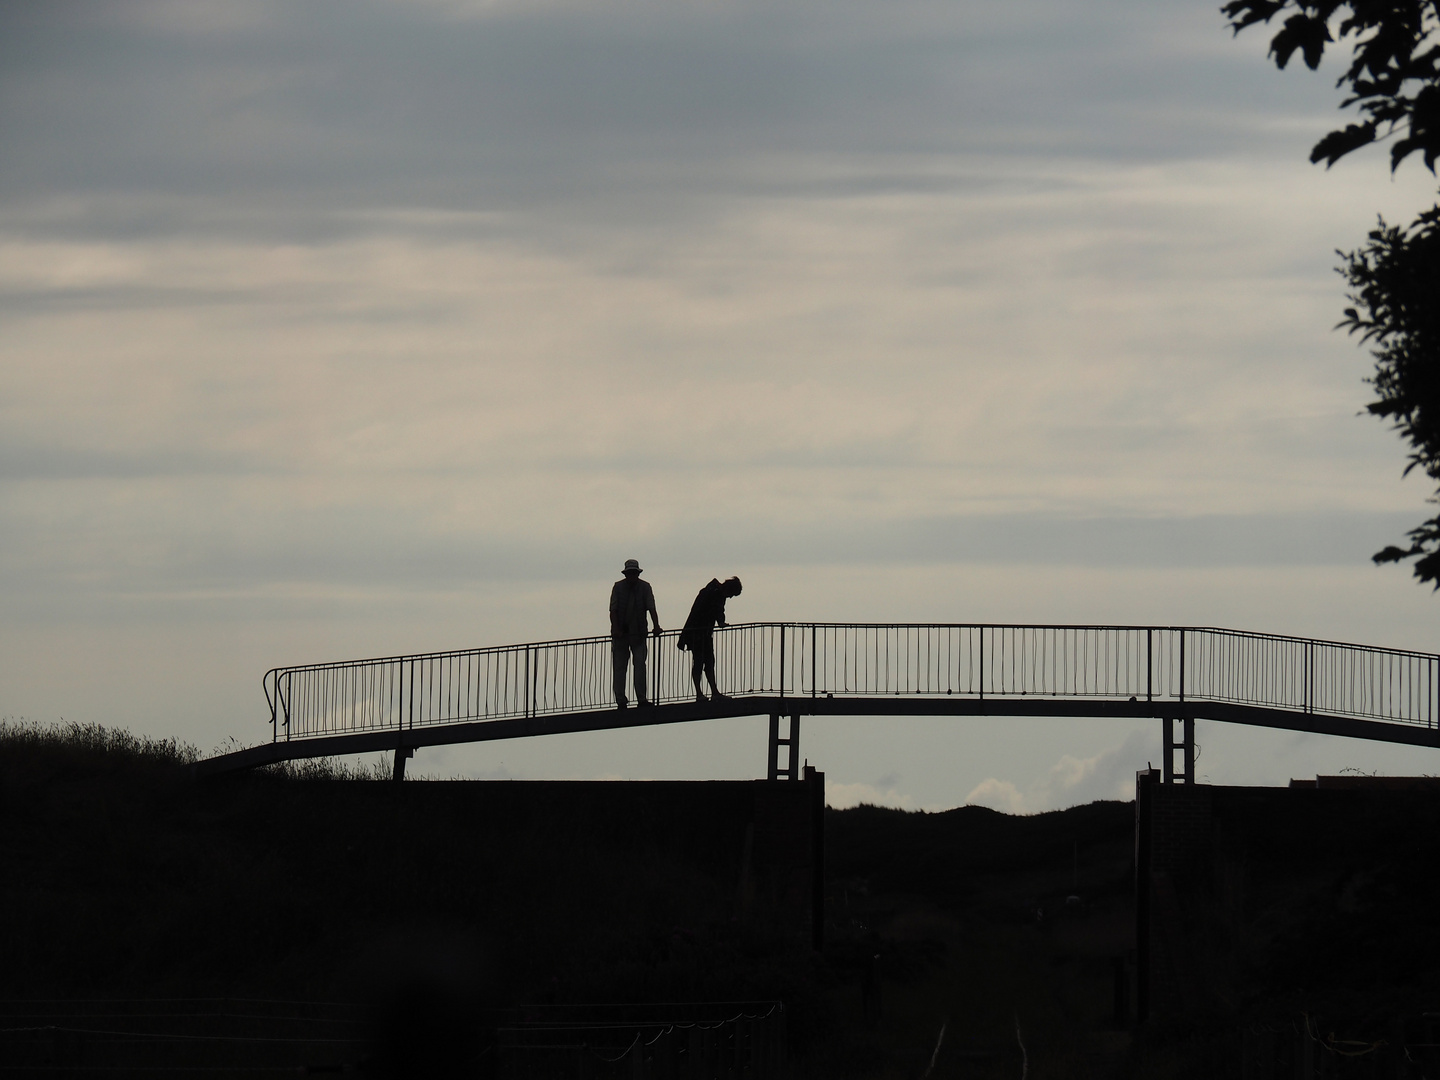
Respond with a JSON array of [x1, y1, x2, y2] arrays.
[[724, 576, 743, 595]]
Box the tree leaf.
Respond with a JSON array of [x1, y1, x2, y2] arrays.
[[1373, 544, 1415, 564], [1310, 121, 1377, 165], [1222, 0, 1288, 33], [1271, 13, 1333, 69]]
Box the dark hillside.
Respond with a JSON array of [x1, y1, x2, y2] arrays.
[[829, 799, 1133, 902], [821, 800, 1138, 1078]]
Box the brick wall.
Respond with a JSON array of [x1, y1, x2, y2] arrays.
[[1148, 782, 1214, 880]]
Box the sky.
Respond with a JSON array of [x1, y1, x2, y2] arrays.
[[4, 0, 1440, 812]]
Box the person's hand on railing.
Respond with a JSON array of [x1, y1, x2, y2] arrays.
[[653, 625, 663, 637]]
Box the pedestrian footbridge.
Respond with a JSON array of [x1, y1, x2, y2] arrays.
[[196, 624, 1440, 780]]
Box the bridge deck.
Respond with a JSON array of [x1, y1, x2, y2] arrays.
[[196, 622, 1440, 776]]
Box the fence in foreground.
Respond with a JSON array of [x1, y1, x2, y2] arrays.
[[0, 998, 785, 1078]]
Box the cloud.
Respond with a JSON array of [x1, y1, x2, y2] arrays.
[[1031, 731, 1152, 807], [827, 778, 917, 810], [0, 198, 1423, 614], [965, 731, 1151, 814], [0, 0, 1389, 233], [960, 777, 1026, 814]]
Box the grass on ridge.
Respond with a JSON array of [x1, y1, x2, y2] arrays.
[[0, 719, 397, 780], [0, 718, 199, 770]]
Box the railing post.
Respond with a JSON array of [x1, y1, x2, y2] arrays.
[[978, 626, 985, 700], [407, 658, 415, 731], [1178, 630, 1185, 706], [1146, 629, 1152, 703], [1305, 641, 1313, 715], [779, 625, 786, 700], [811, 624, 817, 699], [525, 647, 533, 718]]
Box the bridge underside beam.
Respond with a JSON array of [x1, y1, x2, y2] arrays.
[[195, 694, 1440, 777]]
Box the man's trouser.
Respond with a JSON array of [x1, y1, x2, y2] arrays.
[[612, 637, 648, 705]]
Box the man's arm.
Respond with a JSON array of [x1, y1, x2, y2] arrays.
[[646, 582, 662, 635]]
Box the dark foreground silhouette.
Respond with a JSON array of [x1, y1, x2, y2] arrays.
[[7, 723, 1440, 1077]]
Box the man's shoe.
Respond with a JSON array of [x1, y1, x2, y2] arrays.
[[712, 692, 732, 702], [616, 701, 628, 710], [695, 693, 708, 705], [637, 700, 653, 708]]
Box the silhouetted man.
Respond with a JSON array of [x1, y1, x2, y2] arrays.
[[610, 559, 661, 709], [678, 576, 742, 703]]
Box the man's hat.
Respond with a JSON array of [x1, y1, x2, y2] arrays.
[[623, 558, 642, 574]]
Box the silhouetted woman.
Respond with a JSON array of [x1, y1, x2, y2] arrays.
[[677, 577, 742, 703]]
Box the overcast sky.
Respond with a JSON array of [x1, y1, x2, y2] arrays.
[[4, 0, 1440, 811]]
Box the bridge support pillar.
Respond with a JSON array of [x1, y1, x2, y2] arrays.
[[392, 745, 413, 783], [1162, 716, 1194, 784], [768, 714, 800, 781]]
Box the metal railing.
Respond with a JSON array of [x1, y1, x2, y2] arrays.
[[263, 624, 1440, 742], [496, 1001, 786, 1080]]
